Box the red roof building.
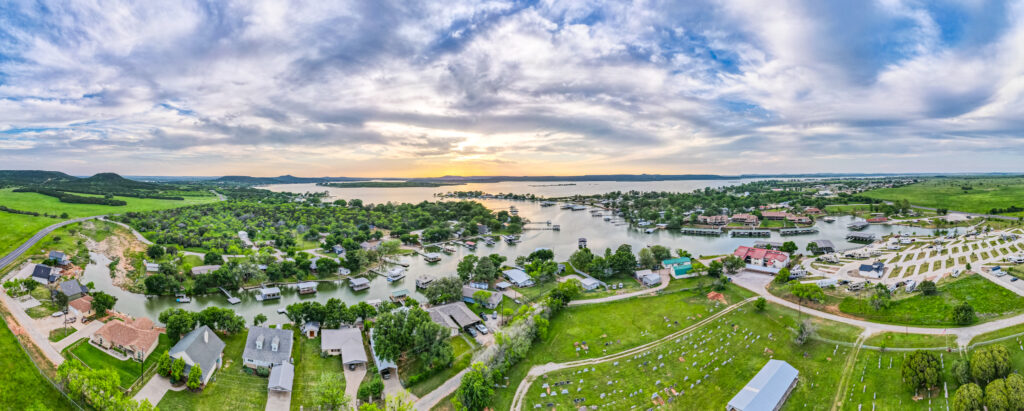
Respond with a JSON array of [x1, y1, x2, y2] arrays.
[[867, 217, 888, 223], [734, 246, 790, 269], [761, 211, 789, 220]]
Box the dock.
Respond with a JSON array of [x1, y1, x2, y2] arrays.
[[846, 232, 877, 242], [219, 287, 241, 304], [730, 229, 771, 238], [779, 227, 819, 236], [680, 227, 722, 236]]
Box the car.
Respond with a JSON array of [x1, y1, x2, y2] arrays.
[[475, 324, 489, 334], [381, 369, 391, 380], [1013, 277, 1019, 282], [349, 363, 357, 371], [51, 311, 65, 318], [466, 327, 478, 337]]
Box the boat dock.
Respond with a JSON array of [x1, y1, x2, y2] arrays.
[[218, 287, 241, 304], [681, 227, 722, 236], [846, 232, 877, 242], [780, 227, 819, 236], [730, 229, 771, 238]]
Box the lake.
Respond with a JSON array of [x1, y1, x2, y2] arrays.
[[91, 180, 932, 323]]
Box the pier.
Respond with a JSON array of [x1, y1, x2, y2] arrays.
[[730, 229, 771, 238], [680, 227, 722, 236], [219, 287, 241, 304], [779, 227, 819, 236]]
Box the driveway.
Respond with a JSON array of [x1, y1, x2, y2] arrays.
[[414, 368, 468, 411], [52, 320, 103, 351], [266, 390, 291, 411], [133, 375, 184, 406], [381, 369, 417, 402], [344, 365, 366, 408]]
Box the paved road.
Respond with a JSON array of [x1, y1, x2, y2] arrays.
[[0, 216, 102, 273], [0, 291, 64, 366], [415, 368, 468, 411]]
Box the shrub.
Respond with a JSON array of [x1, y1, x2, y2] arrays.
[[256, 366, 270, 377]]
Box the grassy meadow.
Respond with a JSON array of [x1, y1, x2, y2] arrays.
[[862, 177, 1024, 216]]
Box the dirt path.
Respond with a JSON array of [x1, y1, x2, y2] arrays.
[[414, 368, 469, 411], [830, 334, 867, 411]]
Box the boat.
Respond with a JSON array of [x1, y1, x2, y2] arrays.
[[571, 205, 586, 211], [175, 293, 191, 303], [604, 216, 612, 221], [465, 241, 477, 250], [551, 224, 560, 231], [442, 245, 456, 254], [415, 277, 434, 289], [560, 204, 573, 210], [578, 238, 587, 249], [386, 267, 407, 282], [645, 228, 655, 234], [277, 308, 287, 314], [822, 216, 836, 223], [540, 201, 556, 207], [484, 237, 495, 246], [510, 209, 518, 215]]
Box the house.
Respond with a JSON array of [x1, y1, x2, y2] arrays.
[[727, 360, 799, 411], [242, 326, 293, 369], [662, 257, 693, 278], [580, 277, 601, 290], [494, 281, 512, 291], [91, 317, 161, 361], [267, 362, 294, 392], [733, 246, 790, 269], [168, 325, 225, 385], [59, 279, 89, 300], [360, 241, 379, 251], [256, 287, 281, 301], [69, 295, 94, 317], [321, 328, 368, 367], [144, 260, 160, 272], [731, 214, 760, 225], [301, 321, 320, 338], [761, 211, 789, 220], [48, 251, 70, 265], [191, 265, 221, 275], [238, 231, 254, 248], [502, 269, 535, 287], [859, 262, 885, 279], [813, 239, 835, 254], [427, 302, 481, 337], [350, 277, 370, 291], [297, 282, 317, 295], [462, 286, 502, 309], [698, 215, 729, 225], [369, 328, 397, 378], [31, 264, 60, 285], [635, 269, 661, 287], [476, 224, 491, 235], [804, 207, 823, 214], [786, 214, 812, 224], [332, 245, 346, 255]]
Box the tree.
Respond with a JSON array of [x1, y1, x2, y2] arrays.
[[58, 361, 153, 411], [971, 345, 1011, 383], [794, 320, 814, 345], [454, 362, 493, 411], [952, 383, 983, 411], [707, 260, 724, 278], [650, 245, 671, 261], [471, 290, 492, 308], [159, 308, 197, 342], [952, 359, 971, 384], [314, 372, 349, 410], [146, 245, 165, 259], [527, 248, 554, 262], [780, 241, 798, 254], [253, 313, 267, 326], [171, 357, 186, 381], [902, 350, 941, 390], [773, 268, 790, 285], [638, 248, 658, 269], [953, 302, 976, 325], [1005, 373, 1024, 410], [203, 251, 222, 265], [472, 257, 496, 282], [754, 297, 767, 311], [869, 289, 891, 311], [986, 378, 1010, 411], [157, 351, 172, 376], [790, 283, 825, 307], [457, 255, 478, 282], [91, 291, 117, 316], [919, 280, 937, 296], [315, 257, 340, 277], [360, 391, 415, 411], [549, 279, 582, 308], [608, 245, 637, 276], [373, 307, 452, 368], [723, 255, 745, 274], [423, 276, 463, 305], [187, 363, 203, 390], [806, 242, 820, 254]]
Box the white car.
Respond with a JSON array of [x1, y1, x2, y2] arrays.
[[50, 311, 65, 318]]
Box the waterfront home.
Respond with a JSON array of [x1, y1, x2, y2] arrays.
[[31, 264, 60, 285], [301, 321, 320, 338], [697, 215, 729, 225], [91, 317, 161, 361], [462, 286, 502, 309], [761, 211, 789, 220], [242, 326, 293, 369], [477, 224, 491, 234], [502, 269, 534, 287], [427, 302, 480, 337], [59, 279, 89, 300], [494, 281, 512, 291], [169, 325, 224, 386], [321, 327, 367, 368], [733, 246, 790, 269], [350, 277, 370, 291], [662, 257, 693, 278], [48, 251, 70, 265], [731, 214, 759, 225], [297, 282, 317, 295], [386, 267, 406, 282], [191, 265, 221, 275], [369, 328, 398, 379], [144, 260, 160, 272], [255, 287, 281, 301], [415, 277, 433, 289], [859, 262, 885, 278], [69, 295, 94, 318], [727, 360, 799, 411]]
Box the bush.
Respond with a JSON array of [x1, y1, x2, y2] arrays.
[[256, 366, 270, 377], [357, 373, 383, 400]]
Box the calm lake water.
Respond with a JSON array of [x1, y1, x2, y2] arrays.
[[92, 180, 933, 324]]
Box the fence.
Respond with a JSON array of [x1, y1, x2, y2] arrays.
[[4, 314, 85, 410]]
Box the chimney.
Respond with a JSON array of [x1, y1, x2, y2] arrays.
[[204, 329, 209, 343]]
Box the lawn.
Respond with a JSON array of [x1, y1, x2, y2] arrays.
[[48, 327, 75, 343], [291, 331, 345, 410], [0, 188, 218, 257], [862, 177, 1024, 217], [159, 332, 269, 411], [519, 302, 861, 410], [838, 274, 1024, 326], [0, 314, 75, 410], [405, 335, 476, 397], [862, 332, 957, 349], [838, 348, 960, 410], [64, 334, 171, 389]]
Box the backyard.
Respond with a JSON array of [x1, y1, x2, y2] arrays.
[[63, 334, 172, 390], [290, 331, 345, 410], [158, 332, 269, 411]]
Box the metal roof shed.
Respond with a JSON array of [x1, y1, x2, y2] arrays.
[[727, 359, 799, 411]]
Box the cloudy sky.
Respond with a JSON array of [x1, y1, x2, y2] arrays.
[[2, 0, 1023, 177]]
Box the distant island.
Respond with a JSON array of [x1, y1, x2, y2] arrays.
[[318, 181, 464, 188]]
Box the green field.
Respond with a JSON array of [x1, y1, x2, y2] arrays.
[[0, 188, 218, 256], [159, 332, 268, 410], [0, 315, 75, 410], [291, 332, 345, 410], [839, 348, 960, 410], [838, 274, 1024, 326], [520, 303, 861, 410], [862, 332, 956, 349], [862, 177, 1024, 216]]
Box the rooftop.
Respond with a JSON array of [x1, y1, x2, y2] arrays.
[[727, 360, 799, 411]]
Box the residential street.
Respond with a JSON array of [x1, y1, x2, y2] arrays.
[[414, 369, 469, 411]]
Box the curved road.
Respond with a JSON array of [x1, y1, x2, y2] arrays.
[[0, 216, 102, 273]]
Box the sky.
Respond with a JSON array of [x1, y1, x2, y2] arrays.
[[2, 0, 1024, 177]]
